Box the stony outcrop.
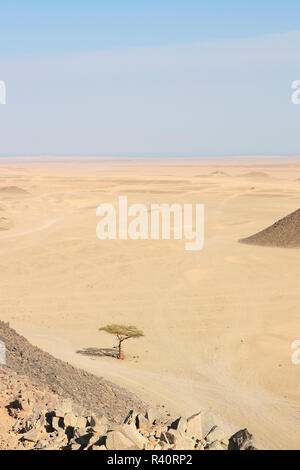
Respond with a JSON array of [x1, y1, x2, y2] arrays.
[[0, 367, 257, 451], [0, 321, 146, 422], [0, 322, 258, 451], [239, 208, 300, 248]]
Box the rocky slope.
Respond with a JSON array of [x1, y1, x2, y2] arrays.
[[0, 321, 145, 422], [0, 321, 257, 450], [239, 208, 300, 248], [0, 367, 255, 451]]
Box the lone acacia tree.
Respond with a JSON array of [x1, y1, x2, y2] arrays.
[[99, 324, 144, 360]]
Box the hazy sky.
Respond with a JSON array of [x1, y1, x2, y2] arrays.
[[0, 1, 300, 157]]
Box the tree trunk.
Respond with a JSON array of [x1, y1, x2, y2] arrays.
[[118, 341, 122, 360]]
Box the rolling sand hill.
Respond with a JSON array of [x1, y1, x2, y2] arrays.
[[0, 186, 28, 194], [240, 208, 300, 248], [0, 217, 11, 231], [240, 171, 270, 178], [196, 170, 230, 178]]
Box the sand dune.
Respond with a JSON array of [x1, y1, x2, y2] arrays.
[[0, 186, 28, 194], [195, 170, 230, 178], [0, 217, 12, 231], [240, 171, 270, 178]]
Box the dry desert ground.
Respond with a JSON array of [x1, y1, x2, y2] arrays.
[[1, 156, 300, 449]]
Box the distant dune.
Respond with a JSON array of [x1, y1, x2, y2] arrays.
[[196, 170, 230, 177], [0, 186, 28, 194], [240, 171, 270, 178], [239, 208, 300, 247], [0, 217, 12, 231], [211, 171, 230, 176]]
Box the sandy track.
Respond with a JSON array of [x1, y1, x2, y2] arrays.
[[0, 218, 61, 241]]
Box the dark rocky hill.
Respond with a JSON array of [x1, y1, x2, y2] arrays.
[[239, 208, 300, 248]]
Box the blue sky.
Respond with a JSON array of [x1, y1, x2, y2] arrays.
[[2, 1, 300, 55], [0, 1, 300, 156]]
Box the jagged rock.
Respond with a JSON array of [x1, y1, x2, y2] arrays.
[[174, 438, 195, 450], [19, 398, 31, 411], [145, 408, 161, 424], [145, 441, 155, 450], [71, 429, 93, 448], [70, 443, 81, 451], [91, 444, 106, 451], [166, 430, 178, 444], [72, 404, 85, 417], [159, 441, 170, 450], [166, 430, 195, 450], [53, 433, 68, 447], [73, 427, 85, 438], [199, 411, 215, 438], [186, 411, 215, 440], [76, 417, 87, 429], [123, 410, 138, 426], [86, 433, 106, 449], [21, 428, 42, 442], [120, 424, 147, 449], [195, 440, 205, 450], [136, 414, 151, 431], [88, 414, 108, 434], [228, 429, 253, 450], [35, 439, 50, 450], [51, 416, 64, 431], [186, 412, 202, 439], [90, 425, 108, 436], [54, 399, 73, 418], [170, 416, 187, 434], [89, 414, 108, 427], [205, 440, 226, 450], [205, 426, 227, 445], [159, 431, 169, 444], [0, 359, 258, 451], [63, 412, 78, 428], [35, 415, 47, 431], [106, 431, 138, 450], [153, 443, 162, 450]]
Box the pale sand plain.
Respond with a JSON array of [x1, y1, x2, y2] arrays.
[[1, 156, 300, 449]]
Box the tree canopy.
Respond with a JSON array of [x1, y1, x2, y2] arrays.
[[99, 324, 144, 340], [99, 324, 144, 360]]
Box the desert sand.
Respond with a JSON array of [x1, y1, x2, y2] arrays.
[[1, 155, 300, 449]]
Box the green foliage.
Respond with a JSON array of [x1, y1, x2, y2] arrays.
[[99, 324, 144, 341], [99, 324, 144, 359]]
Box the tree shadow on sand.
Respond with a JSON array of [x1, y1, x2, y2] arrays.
[[76, 347, 118, 359]]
